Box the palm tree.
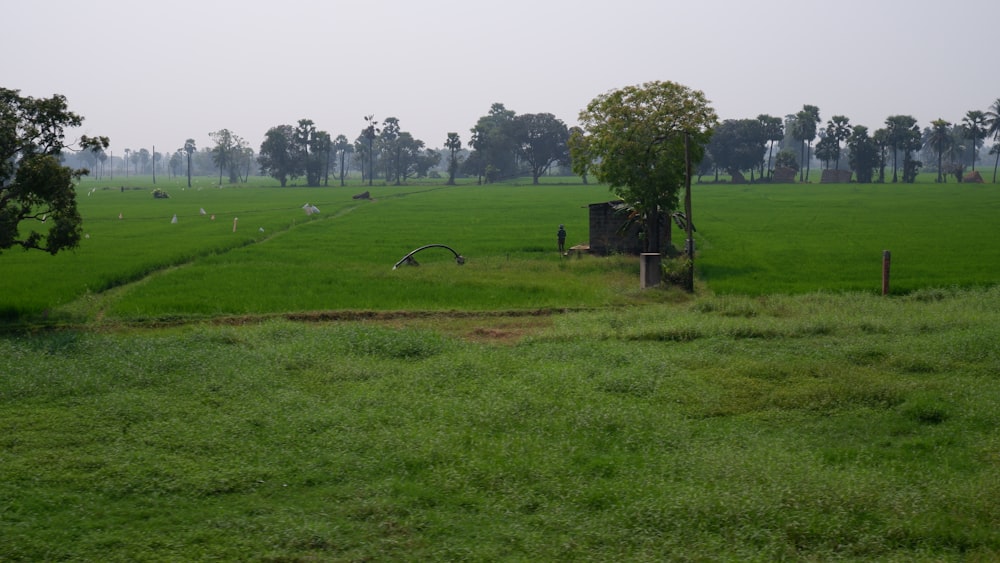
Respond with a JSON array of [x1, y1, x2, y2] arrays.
[[925, 119, 952, 183], [792, 105, 821, 181], [885, 115, 919, 183], [961, 110, 987, 171], [984, 99, 1000, 183], [183, 138, 196, 188], [756, 114, 783, 180], [827, 115, 851, 172], [444, 132, 462, 185], [333, 135, 352, 187]]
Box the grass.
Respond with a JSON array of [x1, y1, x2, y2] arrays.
[[2, 176, 999, 324], [2, 287, 1000, 560], [2, 174, 1000, 559]]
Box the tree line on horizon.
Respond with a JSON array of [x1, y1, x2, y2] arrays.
[[702, 100, 1000, 185], [61, 98, 1000, 187]]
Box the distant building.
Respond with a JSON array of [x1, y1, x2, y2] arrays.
[[588, 201, 643, 255]]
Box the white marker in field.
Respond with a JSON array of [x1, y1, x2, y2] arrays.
[[233, 217, 238, 232]]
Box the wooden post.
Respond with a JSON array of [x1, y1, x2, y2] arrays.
[[882, 250, 891, 295]]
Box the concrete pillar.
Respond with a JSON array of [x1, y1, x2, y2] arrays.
[[640, 253, 661, 289]]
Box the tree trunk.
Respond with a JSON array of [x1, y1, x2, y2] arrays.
[[683, 133, 695, 292], [645, 209, 660, 254]]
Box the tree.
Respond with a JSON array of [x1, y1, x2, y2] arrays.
[[333, 135, 352, 186], [884, 115, 920, 183], [514, 113, 570, 184], [961, 110, 987, 171], [379, 117, 401, 184], [924, 119, 952, 183], [209, 129, 240, 184], [183, 138, 196, 187], [813, 134, 838, 170], [258, 125, 297, 187], [1, 88, 108, 255], [567, 127, 594, 184], [362, 115, 379, 186], [468, 103, 518, 183], [313, 131, 332, 186], [572, 80, 717, 262], [709, 119, 766, 180], [444, 132, 462, 185], [294, 119, 330, 187], [985, 98, 1000, 183], [791, 105, 820, 181], [826, 115, 851, 171], [846, 125, 877, 184], [135, 148, 150, 175], [757, 114, 784, 180]]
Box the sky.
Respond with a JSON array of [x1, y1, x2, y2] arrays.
[[5, 0, 1000, 157]]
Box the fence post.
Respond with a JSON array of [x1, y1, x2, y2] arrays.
[[640, 253, 661, 289], [882, 250, 891, 296]]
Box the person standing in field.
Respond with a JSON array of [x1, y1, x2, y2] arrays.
[[557, 224, 567, 254]]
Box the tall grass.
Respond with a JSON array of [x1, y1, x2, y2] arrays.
[[2, 288, 999, 559]]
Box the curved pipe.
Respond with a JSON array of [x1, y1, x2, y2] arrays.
[[393, 244, 466, 270]]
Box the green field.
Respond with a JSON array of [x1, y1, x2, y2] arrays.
[[2, 176, 998, 324], [2, 176, 1000, 560]]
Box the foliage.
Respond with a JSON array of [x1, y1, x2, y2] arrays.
[[961, 110, 988, 171], [444, 132, 462, 185], [847, 125, 877, 183], [708, 118, 766, 178], [790, 104, 821, 180], [774, 148, 799, 171], [0, 88, 108, 255], [258, 125, 297, 187], [572, 81, 717, 253], [885, 115, 921, 183], [756, 114, 784, 179], [464, 103, 519, 183], [514, 112, 570, 184], [208, 128, 249, 184]]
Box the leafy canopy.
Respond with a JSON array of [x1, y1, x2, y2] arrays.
[[1, 88, 107, 254], [571, 80, 716, 217]]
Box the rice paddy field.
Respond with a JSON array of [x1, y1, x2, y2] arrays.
[[2, 175, 999, 560]]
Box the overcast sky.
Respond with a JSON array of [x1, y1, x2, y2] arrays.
[[5, 0, 999, 156]]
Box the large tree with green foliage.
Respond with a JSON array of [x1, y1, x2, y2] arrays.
[[257, 125, 297, 187], [209, 128, 245, 184], [571, 80, 717, 261], [847, 125, 877, 183], [467, 103, 518, 183], [514, 112, 570, 184], [709, 118, 766, 180], [1, 88, 108, 255]]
